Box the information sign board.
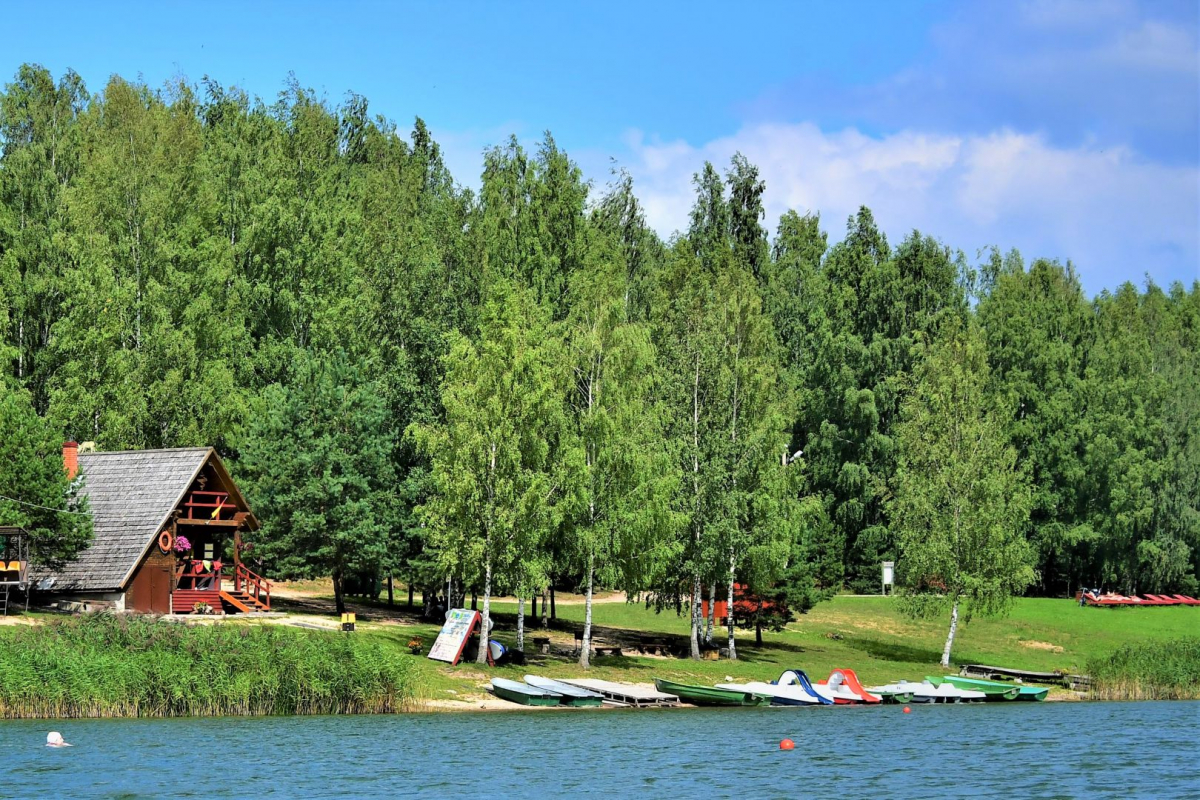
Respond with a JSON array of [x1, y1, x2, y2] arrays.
[[427, 608, 481, 664]]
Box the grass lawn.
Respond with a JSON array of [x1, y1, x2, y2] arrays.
[[356, 595, 1200, 705]]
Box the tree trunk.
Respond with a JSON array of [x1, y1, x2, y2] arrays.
[[407, 580, 414, 610], [332, 569, 346, 616], [689, 572, 702, 659], [531, 593, 538, 619], [941, 596, 960, 668], [704, 583, 716, 644], [550, 585, 556, 619], [517, 596, 526, 652], [580, 555, 595, 669], [541, 586, 549, 629], [386, 574, 394, 607], [471, 592, 477, 611], [755, 618, 763, 646], [477, 558, 494, 665], [726, 567, 737, 661]]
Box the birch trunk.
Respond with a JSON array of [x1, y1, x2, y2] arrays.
[[580, 555, 595, 669], [704, 583, 716, 644], [541, 586, 550, 629], [726, 557, 737, 661], [689, 572, 702, 659], [476, 556, 493, 665], [517, 596, 525, 652], [940, 596, 960, 668]]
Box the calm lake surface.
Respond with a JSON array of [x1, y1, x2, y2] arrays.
[[3, 701, 1198, 799]]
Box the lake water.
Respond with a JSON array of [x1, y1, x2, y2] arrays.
[[3, 701, 1198, 798]]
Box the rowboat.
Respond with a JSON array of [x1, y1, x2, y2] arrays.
[[491, 677, 562, 706], [934, 675, 1048, 702], [775, 669, 835, 705], [523, 675, 604, 707], [653, 678, 770, 707], [927, 675, 1019, 701], [714, 679, 822, 706]]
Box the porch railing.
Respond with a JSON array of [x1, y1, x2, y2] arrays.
[[232, 562, 272, 611]]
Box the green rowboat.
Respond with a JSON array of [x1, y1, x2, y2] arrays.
[[491, 678, 563, 706], [935, 675, 1049, 701], [927, 675, 1021, 701], [654, 678, 770, 707]]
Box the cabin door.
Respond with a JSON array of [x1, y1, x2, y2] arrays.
[[127, 551, 174, 614]]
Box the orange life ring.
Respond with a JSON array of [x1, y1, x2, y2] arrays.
[[158, 529, 174, 554]]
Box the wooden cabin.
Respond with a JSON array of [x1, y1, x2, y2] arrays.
[[35, 444, 271, 615]]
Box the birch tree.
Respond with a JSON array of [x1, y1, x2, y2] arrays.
[[891, 317, 1035, 667], [562, 241, 675, 668], [413, 281, 564, 664]]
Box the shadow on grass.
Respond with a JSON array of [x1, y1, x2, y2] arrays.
[[839, 636, 943, 665]]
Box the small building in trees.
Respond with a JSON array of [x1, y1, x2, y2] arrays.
[[34, 443, 271, 615]]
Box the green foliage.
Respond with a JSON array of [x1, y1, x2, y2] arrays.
[[0, 62, 1195, 632], [234, 351, 396, 613], [0, 613, 415, 717], [0, 385, 90, 565]]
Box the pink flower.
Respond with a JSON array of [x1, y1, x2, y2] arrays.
[[173, 535, 192, 553]]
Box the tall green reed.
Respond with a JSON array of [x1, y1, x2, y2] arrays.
[[0, 614, 416, 718]]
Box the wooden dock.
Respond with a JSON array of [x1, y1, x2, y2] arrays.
[[960, 664, 1092, 690], [559, 679, 681, 708]]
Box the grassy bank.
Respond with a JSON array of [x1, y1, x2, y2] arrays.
[[1088, 638, 1200, 700], [0, 613, 416, 718], [357, 594, 1200, 705]]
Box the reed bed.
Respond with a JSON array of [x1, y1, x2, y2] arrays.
[[0, 614, 416, 718], [1087, 637, 1200, 701]]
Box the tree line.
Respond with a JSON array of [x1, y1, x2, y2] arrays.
[[1, 66, 1197, 664]]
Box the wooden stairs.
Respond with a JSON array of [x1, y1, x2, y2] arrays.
[[219, 589, 269, 614]]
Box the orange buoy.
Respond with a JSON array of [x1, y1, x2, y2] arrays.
[[779, 738, 795, 750], [903, 706, 912, 714]]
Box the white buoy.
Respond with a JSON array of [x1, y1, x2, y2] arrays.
[[46, 732, 71, 747]]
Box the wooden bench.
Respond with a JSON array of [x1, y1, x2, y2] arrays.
[[638, 639, 672, 656], [574, 630, 621, 658], [531, 636, 552, 655]]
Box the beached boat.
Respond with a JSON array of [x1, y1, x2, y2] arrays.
[[491, 678, 562, 707], [654, 678, 770, 707], [864, 681, 918, 704], [927, 675, 1019, 701], [900, 680, 986, 703], [775, 669, 836, 705], [523, 675, 604, 707], [714, 678, 823, 706], [935, 675, 1048, 702], [817, 669, 882, 704]]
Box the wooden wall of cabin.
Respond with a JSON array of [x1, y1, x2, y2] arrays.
[[125, 548, 175, 614]]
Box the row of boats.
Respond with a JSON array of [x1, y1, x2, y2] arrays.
[[661, 669, 1048, 705], [1080, 590, 1200, 607], [490, 669, 1049, 707]]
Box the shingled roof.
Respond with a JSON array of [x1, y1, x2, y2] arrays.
[[38, 448, 213, 592]]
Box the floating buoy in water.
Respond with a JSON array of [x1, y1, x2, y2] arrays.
[[46, 732, 71, 747], [903, 706, 912, 714], [779, 738, 795, 750]]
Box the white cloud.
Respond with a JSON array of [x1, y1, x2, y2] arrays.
[[620, 122, 1199, 291]]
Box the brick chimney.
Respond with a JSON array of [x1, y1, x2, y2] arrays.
[[63, 441, 79, 481]]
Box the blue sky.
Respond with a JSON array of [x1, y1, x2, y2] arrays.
[[5, 0, 1197, 293]]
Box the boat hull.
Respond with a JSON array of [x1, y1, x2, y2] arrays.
[[654, 678, 769, 707], [491, 678, 563, 706], [931, 676, 1021, 701]]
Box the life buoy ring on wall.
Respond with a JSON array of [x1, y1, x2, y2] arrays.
[[158, 529, 174, 554]]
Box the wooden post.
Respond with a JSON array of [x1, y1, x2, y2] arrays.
[[233, 528, 242, 593]]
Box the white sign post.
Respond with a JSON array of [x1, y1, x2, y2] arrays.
[[882, 561, 895, 596]]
